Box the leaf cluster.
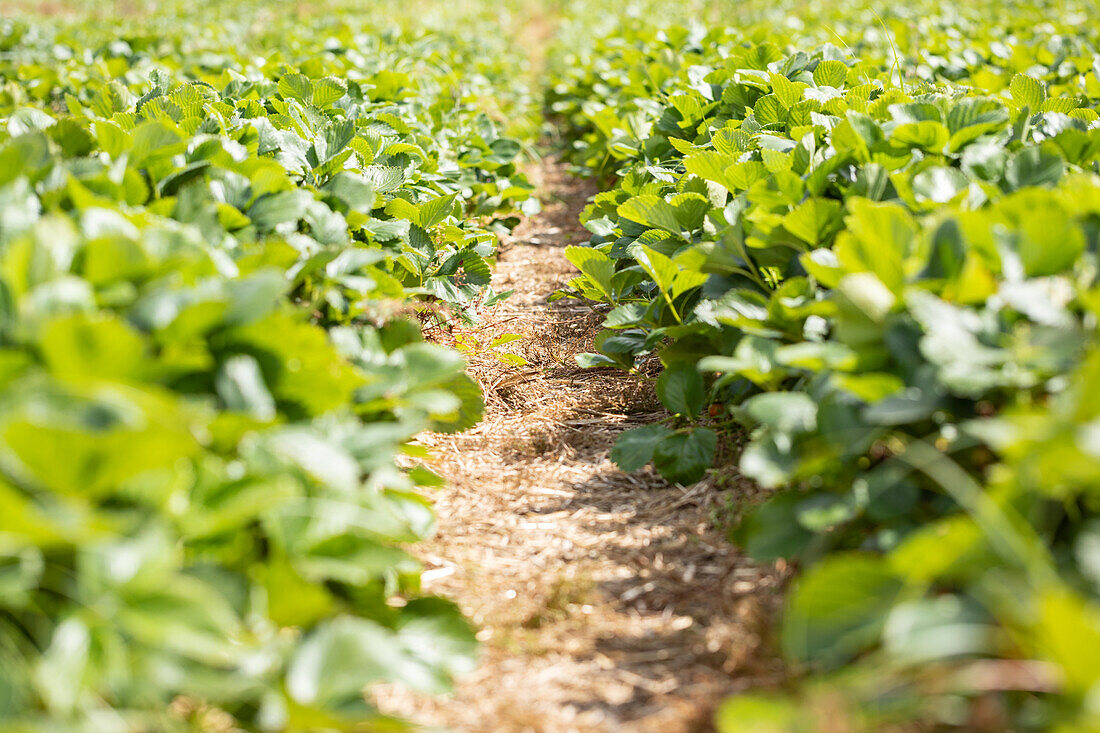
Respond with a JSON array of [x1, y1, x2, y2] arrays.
[[550, 5, 1100, 729]]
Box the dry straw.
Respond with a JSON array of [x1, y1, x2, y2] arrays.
[[374, 159, 787, 733]]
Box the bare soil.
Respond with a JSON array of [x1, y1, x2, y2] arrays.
[[373, 158, 787, 733]]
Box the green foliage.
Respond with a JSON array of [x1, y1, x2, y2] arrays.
[[8, 0, 1100, 729], [0, 0, 540, 729], [549, 1, 1100, 729]]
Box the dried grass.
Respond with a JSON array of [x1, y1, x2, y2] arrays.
[[373, 158, 787, 733]]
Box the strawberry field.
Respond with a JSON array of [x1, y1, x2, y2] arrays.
[[2, 0, 1100, 731]]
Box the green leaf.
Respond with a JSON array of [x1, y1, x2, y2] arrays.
[[911, 166, 968, 204], [769, 73, 805, 109], [1033, 589, 1100, 693], [890, 102, 944, 125], [47, 118, 95, 157], [671, 268, 709, 298], [753, 94, 787, 128], [833, 372, 905, 402], [428, 373, 484, 433], [845, 110, 883, 148], [576, 352, 623, 368], [604, 303, 649, 328], [361, 165, 405, 193], [684, 151, 736, 189], [392, 598, 478, 693], [38, 314, 146, 382], [836, 199, 917, 292], [278, 73, 313, 103], [656, 364, 705, 416], [891, 120, 949, 152], [564, 246, 616, 301], [699, 335, 783, 389], [32, 617, 90, 713], [1005, 146, 1064, 190], [487, 137, 523, 165], [3, 382, 199, 498], [775, 341, 857, 371], [795, 492, 859, 532], [287, 616, 403, 708], [611, 424, 674, 472], [781, 553, 905, 667], [312, 76, 348, 107], [225, 311, 363, 417], [384, 197, 420, 224], [129, 120, 184, 167], [7, 108, 54, 137], [742, 392, 817, 434], [617, 194, 681, 232], [715, 695, 798, 733], [95, 120, 130, 159], [249, 190, 311, 231], [671, 192, 710, 231], [256, 560, 337, 629], [633, 245, 678, 294], [812, 59, 848, 88], [881, 597, 994, 665], [319, 119, 355, 162], [782, 197, 841, 246], [216, 354, 277, 421], [1009, 73, 1046, 110], [324, 172, 377, 214], [418, 193, 458, 229], [735, 493, 815, 561], [946, 97, 1010, 150], [652, 428, 717, 485]]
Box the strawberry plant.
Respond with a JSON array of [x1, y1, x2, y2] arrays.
[[0, 1, 540, 729], [7, 0, 1100, 729], [549, 2, 1100, 729]]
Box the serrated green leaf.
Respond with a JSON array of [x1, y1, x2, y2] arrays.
[[652, 428, 717, 485], [612, 424, 673, 472], [278, 73, 313, 103], [633, 245, 678, 295], [1010, 73, 1046, 110], [684, 150, 736, 189], [565, 246, 616, 301], [312, 76, 348, 107], [656, 364, 704, 416], [783, 197, 841, 246], [813, 59, 848, 88], [418, 193, 458, 229], [618, 194, 681, 232]]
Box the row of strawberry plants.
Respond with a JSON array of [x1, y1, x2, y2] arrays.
[[0, 3, 537, 730], [548, 7, 1100, 731]]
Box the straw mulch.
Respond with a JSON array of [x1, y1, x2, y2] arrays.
[[373, 158, 787, 733]]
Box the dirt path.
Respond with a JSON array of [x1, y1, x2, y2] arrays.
[[374, 158, 786, 733]]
